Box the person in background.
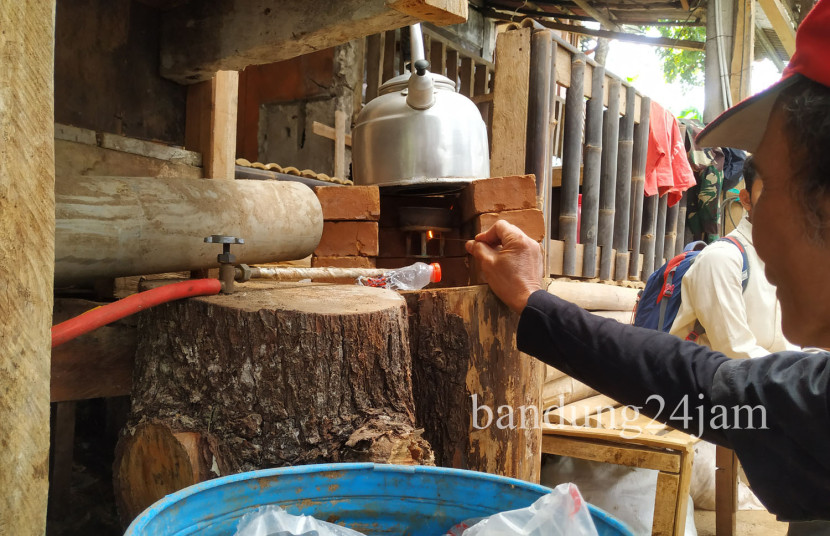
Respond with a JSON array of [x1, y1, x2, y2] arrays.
[[670, 155, 794, 358], [467, 0, 830, 532]]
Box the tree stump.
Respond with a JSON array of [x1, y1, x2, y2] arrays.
[[404, 286, 545, 483], [115, 281, 432, 522]]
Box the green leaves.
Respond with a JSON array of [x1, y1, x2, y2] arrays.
[[653, 26, 706, 90]]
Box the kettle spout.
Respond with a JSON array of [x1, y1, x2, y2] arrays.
[[406, 59, 435, 110]]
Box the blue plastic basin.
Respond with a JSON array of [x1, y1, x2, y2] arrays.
[[125, 463, 633, 535]]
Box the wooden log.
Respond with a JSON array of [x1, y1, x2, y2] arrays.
[[559, 53, 586, 276], [675, 191, 689, 257], [383, 30, 397, 83], [526, 30, 553, 246], [614, 85, 636, 281], [640, 194, 659, 278], [545, 394, 620, 426], [654, 193, 669, 268], [590, 310, 634, 324], [366, 33, 383, 102], [0, 0, 55, 532], [628, 96, 651, 280], [404, 286, 544, 483], [490, 28, 531, 177], [542, 376, 599, 409], [119, 282, 432, 520], [664, 199, 679, 263], [546, 281, 639, 311], [580, 64, 605, 278], [160, 0, 467, 84], [599, 79, 621, 281]]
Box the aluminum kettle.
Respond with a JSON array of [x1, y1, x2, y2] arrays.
[[352, 24, 490, 189]]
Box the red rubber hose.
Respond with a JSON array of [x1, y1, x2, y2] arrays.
[[51, 278, 222, 348]]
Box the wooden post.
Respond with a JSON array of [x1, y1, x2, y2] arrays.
[[581, 64, 605, 278], [0, 0, 55, 532], [675, 191, 689, 256], [334, 110, 347, 180], [715, 446, 738, 536], [527, 30, 554, 269], [598, 79, 621, 281], [664, 200, 679, 263], [459, 57, 475, 97], [614, 85, 636, 281], [730, 0, 755, 104], [640, 194, 659, 278], [430, 39, 446, 76], [383, 30, 397, 83], [560, 53, 587, 277], [490, 28, 531, 177], [185, 70, 239, 180], [48, 402, 77, 519], [446, 49, 459, 86], [366, 34, 383, 102], [628, 96, 650, 280], [654, 194, 668, 268]]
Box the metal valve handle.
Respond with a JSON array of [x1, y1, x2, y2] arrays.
[[204, 235, 245, 293]]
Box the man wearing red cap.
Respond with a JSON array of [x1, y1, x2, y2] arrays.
[[467, 0, 830, 530]]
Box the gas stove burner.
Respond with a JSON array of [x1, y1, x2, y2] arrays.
[[380, 182, 468, 196]]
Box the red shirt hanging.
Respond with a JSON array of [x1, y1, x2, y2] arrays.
[[645, 100, 696, 206]]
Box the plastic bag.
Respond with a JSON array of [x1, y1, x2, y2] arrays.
[[458, 483, 599, 536], [234, 505, 366, 536]]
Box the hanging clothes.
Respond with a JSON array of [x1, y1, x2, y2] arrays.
[[645, 101, 697, 206], [682, 118, 724, 243]]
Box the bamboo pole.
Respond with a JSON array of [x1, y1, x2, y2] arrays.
[[675, 191, 689, 256], [654, 193, 668, 268], [598, 79, 621, 280], [640, 194, 659, 278], [559, 53, 586, 276], [581, 64, 605, 278], [664, 199, 679, 263], [527, 30, 554, 271], [628, 96, 650, 280], [547, 42, 560, 255], [614, 85, 636, 281]]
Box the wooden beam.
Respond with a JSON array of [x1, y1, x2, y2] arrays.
[[730, 0, 755, 103], [312, 121, 353, 146], [1, 0, 55, 531], [161, 0, 467, 84], [490, 28, 532, 177], [571, 0, 621, 30], [185, 71, 239, 179], [334, 110, 347, 180], [758, 0, 796, 56], [527, 19, 705, 51]]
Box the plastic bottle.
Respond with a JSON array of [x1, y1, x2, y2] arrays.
[[357, 262, 442, 290]]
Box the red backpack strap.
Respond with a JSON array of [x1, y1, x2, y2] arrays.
[[657, 252, 691, 305]]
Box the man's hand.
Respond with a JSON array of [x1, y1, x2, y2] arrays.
[[465, 220, 544, 313]]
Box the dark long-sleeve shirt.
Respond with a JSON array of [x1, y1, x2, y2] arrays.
[[517, 290, 830, 522]]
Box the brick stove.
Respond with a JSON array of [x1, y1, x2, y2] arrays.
[[312, 174, 545, 287]]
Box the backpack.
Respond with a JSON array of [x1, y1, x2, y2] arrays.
[[633, 236, 749, 341]]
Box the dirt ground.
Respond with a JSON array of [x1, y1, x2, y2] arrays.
[[694, 508, 789, 536]]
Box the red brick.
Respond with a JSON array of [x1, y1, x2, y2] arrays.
[[376, 256, 469, 288], [311, 256, 377, 268], [314, 222, 379, 257], [459, 174, 537, 221], [314, 185, 380, 221], [471, 209, 545, 242]]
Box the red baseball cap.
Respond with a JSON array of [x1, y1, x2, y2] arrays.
[[696, 0, 830, 151]]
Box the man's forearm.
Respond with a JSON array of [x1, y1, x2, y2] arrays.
[[517, 290, 732, 444]]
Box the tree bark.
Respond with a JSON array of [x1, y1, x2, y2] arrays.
[[116, 282, 432, 521], [404, 286, 544, 483]]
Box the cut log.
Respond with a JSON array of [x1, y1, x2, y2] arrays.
[[546, 280, 639, 311], [542, 375, 599, 409], [590, 310, 634, 324], [404, 286, 544, 483], [118, 281, 432, 522]]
